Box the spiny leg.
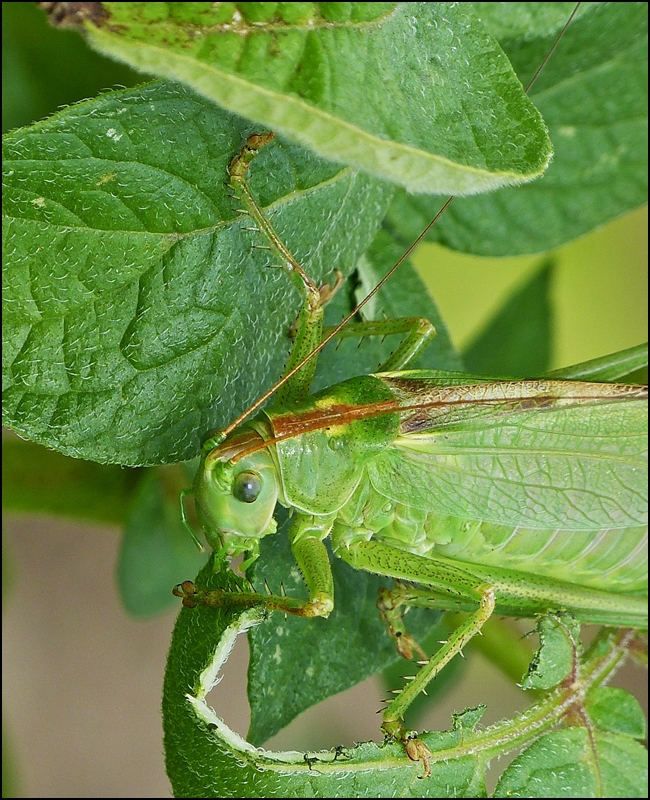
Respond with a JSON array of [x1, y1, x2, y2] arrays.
[[334, 536, 497, 776], [380, 586, 495, 736], [323, 316, 436, 371], [383, 584, 496, 779], [173, 580, 328, 618], [230, 134, 436, 402], [175, 513, 335, 619], [229, 132, 340, 404]]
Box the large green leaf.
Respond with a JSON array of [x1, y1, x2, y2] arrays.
[[386, 2, 648, 254], [164, 556, 488, 798], [3, 81, 392, 465], [45, 1, 553, 194], [164, 562, 646, 798]]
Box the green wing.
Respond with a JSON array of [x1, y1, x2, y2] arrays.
[[369, 378, 647, 532]]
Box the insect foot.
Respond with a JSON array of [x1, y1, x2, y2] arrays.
[[173, 580, 199, 608], [317, 268, 345, 307], [377, 586, 428, 661], [301, 591, 335, 618], [404, 733, 433, 779], [382, 718, 433, 779]]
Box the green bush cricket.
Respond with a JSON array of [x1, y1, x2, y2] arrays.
[[0, 2, 646, 794], [174, 129, 648, 774]]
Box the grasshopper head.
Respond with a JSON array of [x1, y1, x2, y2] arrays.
[[193, 428, 279, 562]]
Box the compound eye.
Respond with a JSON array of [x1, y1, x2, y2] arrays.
[[232, 471, 262, 503]]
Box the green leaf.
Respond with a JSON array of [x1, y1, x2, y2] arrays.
[[117, 468, 208, 616], [2, 438, 139, 523], [463, 260, 553, 377], [494, 728, 649, 798], [386, 2, 648, 254], [521, 613, 581, 692], [247, 515, 441, 745], [3, 81, 392, 466], [586, 686, 647, 739], [57, 2, 554, 194], [163, 556, 480, 798]]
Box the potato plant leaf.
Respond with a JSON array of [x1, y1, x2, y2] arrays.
[[3, 81, 393, 465], [386, 2, 648, 254], [57, 2, 555, 195]]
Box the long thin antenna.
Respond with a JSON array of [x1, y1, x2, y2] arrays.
[[525, 2, 581, 93], [220, 3, 581, 440]]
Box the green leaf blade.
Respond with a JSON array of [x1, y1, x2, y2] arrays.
[[118, 468, 208, 616], [2, 438, 138, 523], [164, 557, 479, 798], [387, 2, 648, 255], [586, 686, 647, 740], [3, 81, 392, 465], [521, 614, 581, 692], [494, 728, 649, 798], [78, 2, 552, 194]]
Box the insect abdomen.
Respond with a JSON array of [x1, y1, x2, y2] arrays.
[[426, 516, 648, 594], [336, 477, 647, 594]]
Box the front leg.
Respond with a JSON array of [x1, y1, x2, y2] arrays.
[[174, 512, 336, 619]]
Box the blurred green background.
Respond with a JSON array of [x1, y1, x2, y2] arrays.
[[3, 3, 647, 797], [413, 208, 647, 370]]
